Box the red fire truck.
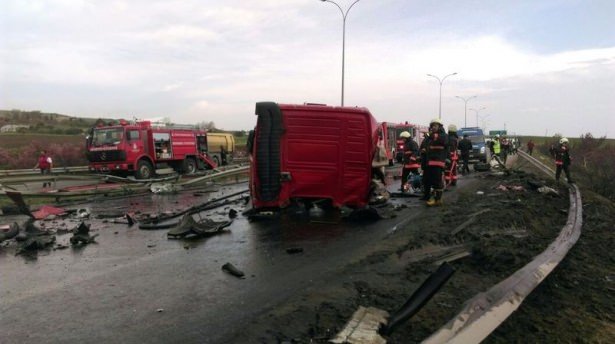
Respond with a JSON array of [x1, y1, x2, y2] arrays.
[[249, 102, 379, 210], [380, 122, 428, 164], [86, 120, 217, 179]]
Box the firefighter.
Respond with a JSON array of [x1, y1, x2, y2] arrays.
[[423, 119, 449, 206], [399, 131, 420, 191], [553, 137, 574, 184], [458, 134, 472, 175], [445, 125, 459, 186], [492, 134, 501, 160]]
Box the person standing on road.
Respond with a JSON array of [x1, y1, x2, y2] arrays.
[[423, 119, 449, 206], [553, 137, 574, 184], [458, 134, 472, 175], [500, 135, 509, 164], [527, 139, 535, 156], [220, 145, 228, 166], [445, 125, 459, 186], [399, 131, 420, 192], [492, 135, 501, 160], [33, 150, 53, 188]]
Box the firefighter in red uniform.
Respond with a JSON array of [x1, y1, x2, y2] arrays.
[[553, 137, 574, 184], [445, 124, 459, 186], [422, 119, 449, 206], [399, 131, 420, 192]]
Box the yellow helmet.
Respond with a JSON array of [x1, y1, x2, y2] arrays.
[[399, 131, 411, 138], [448, 124, 457, 132], [430, 118, 443, 126]]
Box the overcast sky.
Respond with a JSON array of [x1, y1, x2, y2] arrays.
[[1, 0, 614, 137]]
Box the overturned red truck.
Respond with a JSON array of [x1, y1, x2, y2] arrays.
[[248, 102, 380, 210], [86, 120, 217, 179]]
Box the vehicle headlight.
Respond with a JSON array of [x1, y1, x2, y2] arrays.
[[480, 147, 485, 154]]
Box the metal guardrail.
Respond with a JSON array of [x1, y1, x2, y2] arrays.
[[0, 166, 90, 177], [422, 150, 583, 343]]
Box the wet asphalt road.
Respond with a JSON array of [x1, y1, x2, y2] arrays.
[[0, 170, 439, 344]]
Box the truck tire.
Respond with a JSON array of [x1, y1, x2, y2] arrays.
[[213, 155, 220, 167], [136, 160, 154, 179], [183, 157, 197, 175]]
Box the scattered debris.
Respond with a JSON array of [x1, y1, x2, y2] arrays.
[[156, 308, 164, 313], [526, 179, 546, 190], [476, 191, 484, 195], [150, 183, 182, 194], [32, 205, 67, 220], [537, 186, 560, 197], [286, 247, 304, 254], [228, 209, 238, 219], [75, 208, 91, 218], [167, 214, 232, 239], [222, 262, 245, 278], [69, 222, 98, 246], [474, 162, 491, 172], [369, 180, 390, 205], [0, 223, 20, 242], [17, 234, 56, 254], [451, 209, 492, 235]]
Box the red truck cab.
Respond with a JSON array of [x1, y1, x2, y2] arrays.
[[249, 102, 379, 210]]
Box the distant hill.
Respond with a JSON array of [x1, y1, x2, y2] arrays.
[[0, 109, 111, 135]]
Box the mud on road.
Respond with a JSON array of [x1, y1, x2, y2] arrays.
[[229, 163, 615, 343]]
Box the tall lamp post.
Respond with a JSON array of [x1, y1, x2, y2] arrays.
[[478, 114, 491, 131], [469, 106, 486, 127], [456, 95, 476, 127], [427, 72, 457, 120], [320, 0, 361, 107]]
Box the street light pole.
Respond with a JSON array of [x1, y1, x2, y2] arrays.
[[456, 95, 476, 127], [469, 106, 486, 127], [478, 114, 491, 131], [320, 0, 361, 107], [427, 72, 457, 120]]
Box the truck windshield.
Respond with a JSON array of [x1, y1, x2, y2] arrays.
[[92, 128, 124, 146]]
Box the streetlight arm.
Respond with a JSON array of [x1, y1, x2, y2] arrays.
[[441, 72, 458, 83], [427, 74, 442, 84], [321, 0, 344, 17], [345, 0, 361, 19]]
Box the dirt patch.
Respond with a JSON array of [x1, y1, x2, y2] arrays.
[[228, 163, 614, 343]]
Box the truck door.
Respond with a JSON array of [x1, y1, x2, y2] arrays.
[[126, 129, 143, 163], [197, 135, 207, 154]]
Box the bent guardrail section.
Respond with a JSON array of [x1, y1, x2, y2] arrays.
[[422, 150, 583, 344]]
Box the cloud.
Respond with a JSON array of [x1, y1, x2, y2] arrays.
[[1, 0, 613, 137]]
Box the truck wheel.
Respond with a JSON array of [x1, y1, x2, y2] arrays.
[[213, 155, 220, 167], [183, 158, 197, 175], [136, 160, 154, 179]]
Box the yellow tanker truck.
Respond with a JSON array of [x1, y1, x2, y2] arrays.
[[206, 132, 235, 166]]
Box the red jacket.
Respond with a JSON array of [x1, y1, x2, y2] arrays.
[[38, 154, 51, 169]]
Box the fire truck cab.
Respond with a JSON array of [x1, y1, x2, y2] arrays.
[[380, 122, 428, 164], [249, 102, 379, 210], [86, 120, 217, 179]]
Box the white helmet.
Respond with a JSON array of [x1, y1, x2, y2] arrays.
[[430, 118, 443, 126], [399, 131, 411, 138], [560, 137, 569, 144], [448, 124, 457, 132]]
